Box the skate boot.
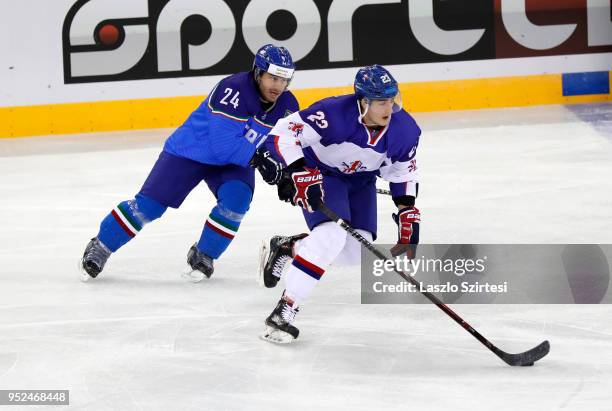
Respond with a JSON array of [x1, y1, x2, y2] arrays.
[[261, 296, 300, 344], [258, 233, 307, 288], [184, 243, 214, 282], [81, 237, 112, 281]]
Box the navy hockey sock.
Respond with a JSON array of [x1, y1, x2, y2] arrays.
[[198, 180, 252, 259], [97, 193, 166, 252]]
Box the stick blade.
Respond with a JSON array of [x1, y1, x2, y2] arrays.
[[497, 340, 550, 366]]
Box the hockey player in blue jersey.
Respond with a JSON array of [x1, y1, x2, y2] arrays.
[[252, 65, 421, 343], [81, 44, 299, 281]]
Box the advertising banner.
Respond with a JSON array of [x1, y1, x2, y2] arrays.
[[62, 0, 612, 84]]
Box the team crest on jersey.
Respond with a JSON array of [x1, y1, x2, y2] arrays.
[[408, 159, 417, 172], [288, 121, 304, 138], [341, 160, 367, 174]]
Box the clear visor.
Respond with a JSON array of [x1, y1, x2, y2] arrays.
[[255, 67, 292, 89], [364, 92, 403, 114], [358, 92, 403, 124]]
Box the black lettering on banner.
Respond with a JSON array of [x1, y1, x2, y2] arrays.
[[62, 0, 612, 84]]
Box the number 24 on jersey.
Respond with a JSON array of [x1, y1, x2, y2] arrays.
[[220, 88, 240, 109]]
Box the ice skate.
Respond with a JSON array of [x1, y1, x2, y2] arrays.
[[184, 243, 214, 282], [261, 297, 300, 344], [258, 233, 307, 288], [80, 237, 112, 281]]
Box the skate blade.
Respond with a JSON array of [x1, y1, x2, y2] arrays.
[[77, 259, 92, 282], [79, 271, 91, 282], [182, 268, 206, 283], [257, 241, 268, 288], [260, 326, 295, 344]]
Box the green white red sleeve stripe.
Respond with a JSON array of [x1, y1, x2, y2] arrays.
[[111, 204, 142, 238], [205, 214, 238, 239]]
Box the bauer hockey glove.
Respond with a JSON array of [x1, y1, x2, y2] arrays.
[[250, 149, 283, 185], [390, 207, 420, 257], [278, 167, 324, 212]]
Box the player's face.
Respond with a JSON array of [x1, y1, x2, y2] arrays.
[[362, 98, 395, 127], [258, 72, 289, 103]]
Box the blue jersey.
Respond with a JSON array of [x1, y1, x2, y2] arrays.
[[265, 94, 421, 198], [164, 71, 299, 167]]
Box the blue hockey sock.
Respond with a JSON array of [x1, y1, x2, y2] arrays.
[[198, 180, 252, 259], [97, 194, 166, 252]]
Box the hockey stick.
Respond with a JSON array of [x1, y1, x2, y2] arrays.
[[376, 188, 391, 196], [317, 202, 550, 366]]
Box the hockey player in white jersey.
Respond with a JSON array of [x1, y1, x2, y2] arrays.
[[252, 65, 421, 343]]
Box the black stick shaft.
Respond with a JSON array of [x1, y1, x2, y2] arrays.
[[317, 203, 508, 363]]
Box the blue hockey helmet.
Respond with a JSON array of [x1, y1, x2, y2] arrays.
[[354, 64, 402, 113], [253, 44, 295, 83]]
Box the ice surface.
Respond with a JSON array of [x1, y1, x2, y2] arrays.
[[0, 104, 611, 410]]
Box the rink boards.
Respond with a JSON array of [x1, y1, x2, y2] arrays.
[[1, 69, 610, 138], [1, 0, 611, 138]]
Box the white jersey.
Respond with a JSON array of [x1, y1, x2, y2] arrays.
[[265, 93, 420, 197]]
